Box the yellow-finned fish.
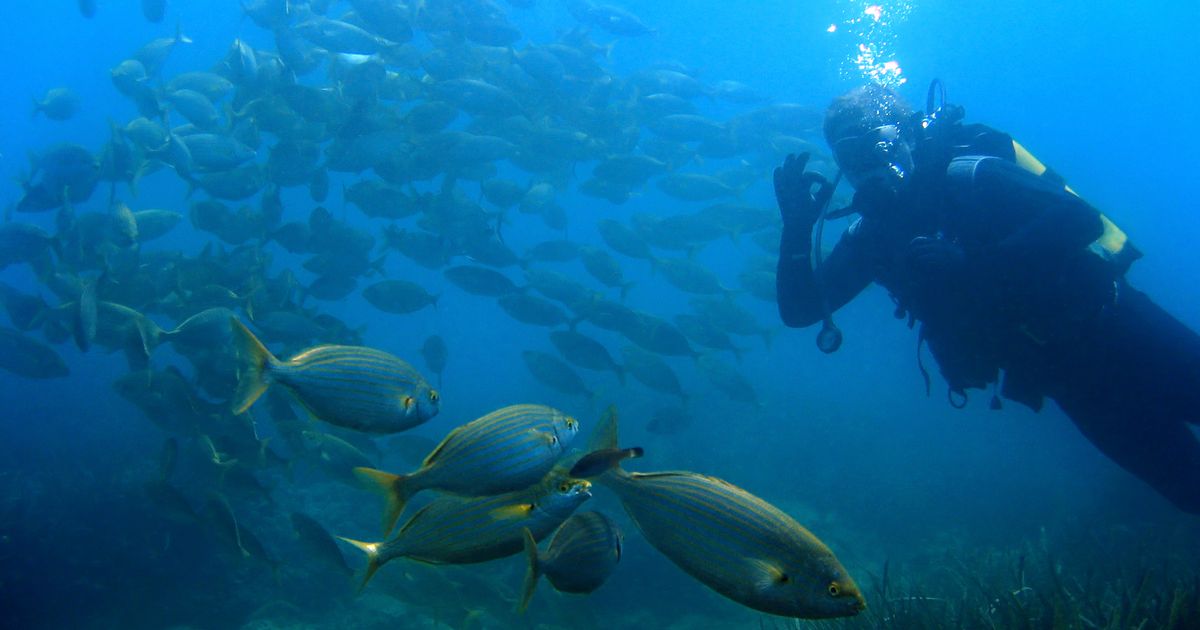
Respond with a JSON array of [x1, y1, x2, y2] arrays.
[[587, 407, 866, 619], [229, 318, 439, 434], [339, 470, 591, 590], [519, 511, 623, 612], [355, 404, 581, 536]]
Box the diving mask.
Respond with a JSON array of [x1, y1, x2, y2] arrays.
[[832, 124, 913, 189]]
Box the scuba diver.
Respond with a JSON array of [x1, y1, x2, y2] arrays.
[[775, 81, 1200, 514]]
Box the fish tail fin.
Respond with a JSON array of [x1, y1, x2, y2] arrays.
[[230, 317, 275, 414], [337, 537, 382, 593], [517, 527, 541, 613], [353, 467, 412, 537]]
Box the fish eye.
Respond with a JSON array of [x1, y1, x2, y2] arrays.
[[778, 573, 790, 584], [429, 390, 440, 403], [549, 434, 559, 445], [559, 482, 570, 492], [828, 583, 840, 596]]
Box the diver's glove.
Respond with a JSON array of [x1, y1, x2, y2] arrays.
[[904, 236, 967, 281], [774, 153, 834, 231]]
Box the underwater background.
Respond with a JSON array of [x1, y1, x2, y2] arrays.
[[1, 1, 1198, 628]]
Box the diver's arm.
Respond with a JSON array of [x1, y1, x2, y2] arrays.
[[777, 225, 873, 328]]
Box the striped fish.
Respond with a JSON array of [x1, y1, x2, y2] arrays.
[[519, 511, 623, 612], [356, 404, 581, 535], [230, 318, 439, 433], [590, 407, 866, 619], [339, 471, 592, 589]]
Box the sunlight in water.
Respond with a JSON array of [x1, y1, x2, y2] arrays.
[[831, 0, 912, 87]]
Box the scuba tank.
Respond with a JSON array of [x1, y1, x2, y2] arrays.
[[912, 79, 1142, 275]]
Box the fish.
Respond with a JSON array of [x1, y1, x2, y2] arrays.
[[549, 330, 624, 383], [355, 404, 580, 535], [72, 277, 98, 352], [573, 2, 656, 37], [578, 246, 635, 298], [205, 493, 281, 577], [339, 471, 592, 588], [624, 312, 698, 358], [144, 480, 198, 525], [587, 408, 866, 619], [521, 269, 591, 306], [292, 512, 353, 577], [657, 173, 739, 202], [568, 447, 643, 479], [134, 25, 193, 77], [657, 258, 733, 296], [0, 282, 49, 331], [301, 430, 376, 484], [363, 280, 438, 314], [697, 354, 762, 406], [443, 265, 520, 297], [419, 335, 448, 388], [621, 345, 686, 403], [519, 511, 623, 612], [166, 72, 234, 101], [0, 326, 69, 379], [133, 209, 184, 242], [32, 88, 80, 121], [178, 134, 256, 172], [521, 351, 594, 401], [0, 222, 56, 268], [498, 294, 572, 328], [164, 89, 220, 130], [230, 318, 440, 434], [597, 218, 657, 265], [675, 313, 747, 361], [690, 296, 774, 348], [646, 405, 690, 436], [161, 309, 240, 351]]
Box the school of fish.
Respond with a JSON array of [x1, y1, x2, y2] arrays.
[[5, 0, 863, 622]]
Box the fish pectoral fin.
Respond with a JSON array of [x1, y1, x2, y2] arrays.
[[489, 503, 535, 521], [748, 558, 788, 592]]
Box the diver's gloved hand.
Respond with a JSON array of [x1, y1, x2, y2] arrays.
[[774, 153, 833, 230], [904, 236, 967, 280]]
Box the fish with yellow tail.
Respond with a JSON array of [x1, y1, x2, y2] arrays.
[[518, 511, 623, 612], [229, 317, 439, 434], [339, 469, 591, 591], [355, 403, 580, 536], [583, 406, 866, 619]]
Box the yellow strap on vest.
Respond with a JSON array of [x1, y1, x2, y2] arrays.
[[1012, 140, 1129, 258]]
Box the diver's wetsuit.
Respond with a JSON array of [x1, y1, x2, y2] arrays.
[[778, 144, 1200, 514]]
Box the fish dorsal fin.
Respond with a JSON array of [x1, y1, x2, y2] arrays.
[[586, 404, 619, 452], [397, 502, 437, 536], [421, 425, 461, 467]]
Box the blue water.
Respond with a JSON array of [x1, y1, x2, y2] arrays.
[[1, 1, 1198, 628]]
